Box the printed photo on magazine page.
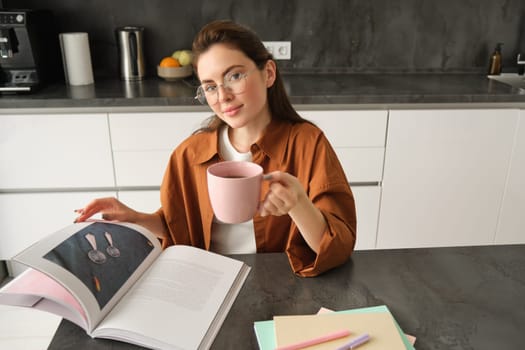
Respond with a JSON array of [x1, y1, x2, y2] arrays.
[[43, 222, 155, 309]]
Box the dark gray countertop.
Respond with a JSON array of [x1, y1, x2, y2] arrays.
[[1, 73, 525, 112], [48, 244, 525, 350]]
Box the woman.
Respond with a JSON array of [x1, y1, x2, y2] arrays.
[[75, 20, 356, 277]]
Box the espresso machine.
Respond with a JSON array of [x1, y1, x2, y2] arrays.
[[0, 9, 62, 93]]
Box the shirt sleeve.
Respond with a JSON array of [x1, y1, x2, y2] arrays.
[[156, 146, 196, 247], [286, 132, 357, 277]]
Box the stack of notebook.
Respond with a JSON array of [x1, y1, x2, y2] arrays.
[[254, 305, 416, 350]]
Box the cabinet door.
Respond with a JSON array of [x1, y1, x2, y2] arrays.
[[377, 109, 519, 248], [300, 110, 387, 183], [352, 186, 381, 250], [117, 190, 160, 213], [0, 191, 116, 275], [109, 112, 210, 187], [0, 114, 114, 189], [495, 110, 525, 244]]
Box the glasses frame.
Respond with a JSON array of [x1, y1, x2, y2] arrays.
[[194, 67, 259, 105]]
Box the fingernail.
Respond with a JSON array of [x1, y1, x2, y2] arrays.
[[263, 174, 273, 181]]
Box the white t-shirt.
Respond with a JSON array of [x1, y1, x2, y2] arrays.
[[209, 126, 257, 254]]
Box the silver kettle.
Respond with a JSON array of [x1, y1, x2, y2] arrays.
[[116, 26, 145, 80]]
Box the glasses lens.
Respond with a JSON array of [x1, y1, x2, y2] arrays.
[[195, 86, 208, 105], [225, 72, 248, 96]]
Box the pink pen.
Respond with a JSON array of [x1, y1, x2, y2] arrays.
[[275, 329, 351, 350]]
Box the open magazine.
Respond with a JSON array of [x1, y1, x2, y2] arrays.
[[0, 221, 251, 350]]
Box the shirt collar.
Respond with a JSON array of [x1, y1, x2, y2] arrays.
[[193, 128, 221, 164], [254, 118, 290, 165]]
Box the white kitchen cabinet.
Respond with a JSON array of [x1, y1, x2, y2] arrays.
[[495, 110, 525, 244], [0, 191, 116, 276], [3, 105, 521, 265], [377, 109, 519, 248], [0, 114, 114, 189], [109, 112, 210, 187]]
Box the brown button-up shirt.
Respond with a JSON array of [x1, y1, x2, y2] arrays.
[[157, 117, 356, 277]]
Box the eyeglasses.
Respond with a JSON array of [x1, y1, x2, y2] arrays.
[[195, 68, 257, 105]]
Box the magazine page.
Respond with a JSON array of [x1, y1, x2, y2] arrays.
[[11, 221, 162, 332], [92, 245, 251, 350], [0, 267, 87, 329]]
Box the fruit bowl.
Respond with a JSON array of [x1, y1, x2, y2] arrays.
[[157, 65, 193, 81]]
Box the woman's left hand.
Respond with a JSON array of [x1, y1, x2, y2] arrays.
[[259, 171, 307, 217]]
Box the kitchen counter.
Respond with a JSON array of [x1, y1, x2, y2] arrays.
[[1, 73, 524, 112]]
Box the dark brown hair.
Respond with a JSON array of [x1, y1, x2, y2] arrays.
[[192, 20, 306, 132]]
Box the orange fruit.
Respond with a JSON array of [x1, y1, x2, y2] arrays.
[[159, 56, 181, 67]]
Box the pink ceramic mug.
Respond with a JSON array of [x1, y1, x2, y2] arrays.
[[207, 161, 263, 223]]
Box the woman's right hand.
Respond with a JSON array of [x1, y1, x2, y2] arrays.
[[74, 197, 137, 223]]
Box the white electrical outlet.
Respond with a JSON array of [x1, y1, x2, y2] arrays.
[[262, 41, 291, 60]]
